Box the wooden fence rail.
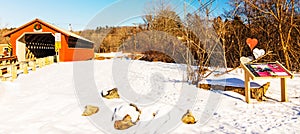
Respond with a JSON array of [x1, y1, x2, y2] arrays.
[[0, 56, 55, 81]]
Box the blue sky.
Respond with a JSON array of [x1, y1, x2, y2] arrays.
[[0, 0, 229, 31]]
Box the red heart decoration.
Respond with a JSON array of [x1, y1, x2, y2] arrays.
[[246, 38, 258, 51]]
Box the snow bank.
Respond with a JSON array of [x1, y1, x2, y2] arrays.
[[0, 60, 299, 133]]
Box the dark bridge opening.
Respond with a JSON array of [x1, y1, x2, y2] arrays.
[[24, 33, 55, 58]]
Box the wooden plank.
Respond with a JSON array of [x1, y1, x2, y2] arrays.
[[275, 61, 294, 79], [241, 63, 256, 80], [0, 68, 7, 76], [0, 56, 17, 62], [0, 57, 54, 82], [253, 75, 292, 80], [242, 62, 293, 80]]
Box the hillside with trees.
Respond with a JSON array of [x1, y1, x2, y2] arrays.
[[83, 0, 300, 71], [79, 26, 144, 53], [216, 0, 300, 71], [1, 0, 299, 73], [0, 28, 15, 44]]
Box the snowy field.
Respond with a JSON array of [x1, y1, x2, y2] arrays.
[[0, 59, 299, 134]]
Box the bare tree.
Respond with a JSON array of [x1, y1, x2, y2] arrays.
[[224, 0, 300, 71]]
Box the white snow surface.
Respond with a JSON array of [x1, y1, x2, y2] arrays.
[[0, 59, 299, 134]]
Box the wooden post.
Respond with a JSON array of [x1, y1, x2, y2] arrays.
[[19, 62, 23, 70], [38, 59, 42, 68], [39, 59, 42, 68], [50, 56, 54, 64], [41, 58, 44, 67], [281, 78, 288, 102], [48, 56, 51, 64], [30, 61, 36, 71], [57, 52, 60, 63], [33, 61, 36, 71], [245, 72, 251, 103], [23, 63, 28, 74], [45, 57, 49, 65], [35, 59, 39, 68], [1, 77, 6, 81], [43, 58, 46, 66], [49, 56, 52, 64], [11, 65, 17, 80]]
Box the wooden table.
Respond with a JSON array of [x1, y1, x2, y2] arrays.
[[241, 61, 294, 103]]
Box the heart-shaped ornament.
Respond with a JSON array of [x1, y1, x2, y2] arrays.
[[240, 56, 252, 63], [253, 48, 265, 59], [246, 38, 258, 51]]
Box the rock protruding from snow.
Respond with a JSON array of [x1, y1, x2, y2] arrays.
[[101, 88, 120, 99], [82, 105, 99, 116]]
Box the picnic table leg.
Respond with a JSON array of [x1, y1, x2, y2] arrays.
[[281, 78, 288, 102], [245, 72, 251, 103]]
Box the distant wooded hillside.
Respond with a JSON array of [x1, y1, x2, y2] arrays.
[[0, 28, 15, 44], [79, 26, 144, 53], [1, 0, 299, 72]]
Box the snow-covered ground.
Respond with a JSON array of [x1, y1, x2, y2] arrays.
[[0, 59, 299, 134]]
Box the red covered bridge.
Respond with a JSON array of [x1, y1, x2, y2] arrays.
[[3, 18, 94, 62]]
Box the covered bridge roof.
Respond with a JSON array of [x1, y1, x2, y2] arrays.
[[3, 18, 93, 44]]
